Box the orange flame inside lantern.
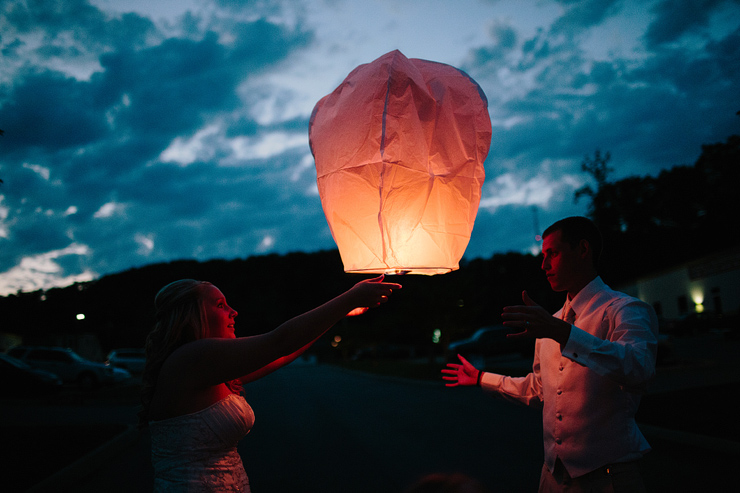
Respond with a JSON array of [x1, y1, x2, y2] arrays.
[[309, 50, 491, 275]]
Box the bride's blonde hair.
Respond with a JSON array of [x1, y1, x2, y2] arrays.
[[138, 279, 211, 427]]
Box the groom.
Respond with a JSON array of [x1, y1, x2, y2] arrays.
[[443, 216, 658, 492]]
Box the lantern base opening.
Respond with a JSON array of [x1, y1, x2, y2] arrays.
[[346, 267, 454, 276]]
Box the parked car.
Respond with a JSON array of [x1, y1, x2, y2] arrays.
[[7, 346, 130, 388], [0, 352, 63, 397], [448, 325, 534, 358], [106, 348, 146, 373], [351, 343, 416, 361]]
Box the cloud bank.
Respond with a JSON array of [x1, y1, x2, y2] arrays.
[[1, 0, 738, 294]]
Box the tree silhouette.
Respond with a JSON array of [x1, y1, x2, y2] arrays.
[[574, 149, 613, 208], [576, 135, 739, 284]]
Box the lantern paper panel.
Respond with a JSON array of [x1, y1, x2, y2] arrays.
[[309, 50, 492, 275]]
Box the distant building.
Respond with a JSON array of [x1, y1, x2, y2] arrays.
[[618, 247, 740, 321]]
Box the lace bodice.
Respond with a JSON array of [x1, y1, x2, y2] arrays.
[[150, 393, 255, 492]]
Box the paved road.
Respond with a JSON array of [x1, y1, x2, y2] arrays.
[[239, 365, 544, 492]]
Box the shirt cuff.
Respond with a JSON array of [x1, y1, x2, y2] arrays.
[[561, 325, 596, 364], [479, 371, 503, 391]]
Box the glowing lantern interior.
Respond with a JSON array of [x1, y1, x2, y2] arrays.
[[309, 50, 491, 275]]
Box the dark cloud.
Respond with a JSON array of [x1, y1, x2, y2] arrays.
[[229, 18, 311, 68], [3, 0, 155, 51], [468, 22, 518, 66], [644, 0, 733, 48], [0, 1, 317, 293], [0, 36, 23, 57], [69, 148, 331, 276], [4, 213, 71, 262], [4, 0, 107, 35], [123, 163, 226, 212], [550, 0, 622, 35], [708, 25, 740, 77], [225, 117, 261, 138], [467, 8, 740, 183], [518, 28, 571, 71], [626, 27, 740, 164], [0, 70, 108, 151], [87, 18, 310, 140], [214, 0, 291, 17], [94, 33, 240, 136]]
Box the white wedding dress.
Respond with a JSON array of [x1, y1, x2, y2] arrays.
[[150, 393, 255, 492]]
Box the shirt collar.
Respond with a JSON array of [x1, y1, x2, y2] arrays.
[[568, 275, 604, 317]]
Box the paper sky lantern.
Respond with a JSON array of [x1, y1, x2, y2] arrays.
[[309, 50, 491, 275]]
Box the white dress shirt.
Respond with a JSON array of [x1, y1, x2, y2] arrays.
[[480, 276, 659, 478]]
